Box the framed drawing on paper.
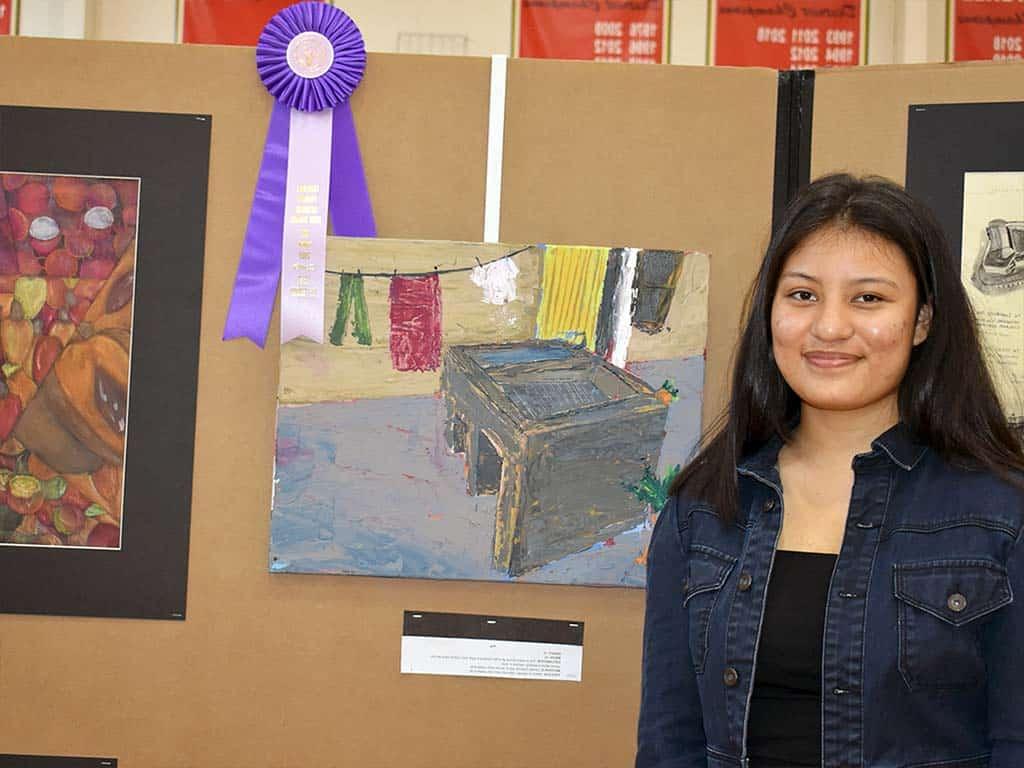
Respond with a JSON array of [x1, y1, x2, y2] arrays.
[[907, 101, 1024, 431]]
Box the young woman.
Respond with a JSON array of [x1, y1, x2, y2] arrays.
[[636, 174, 1024, 768]]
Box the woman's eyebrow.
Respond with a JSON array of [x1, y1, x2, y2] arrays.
[[780, 270, 819, 282], [779, 271, 899, 289], [850, 276, 899, 288]]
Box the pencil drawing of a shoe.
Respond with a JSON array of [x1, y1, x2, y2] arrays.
[[972, 219, 1024, 294]]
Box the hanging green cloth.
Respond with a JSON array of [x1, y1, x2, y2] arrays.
[[329, 273, 372, 346]]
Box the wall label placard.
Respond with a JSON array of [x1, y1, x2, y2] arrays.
[[400, 610, 584, 682]]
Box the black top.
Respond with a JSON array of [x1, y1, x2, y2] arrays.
[[747, 549, 838, 768]]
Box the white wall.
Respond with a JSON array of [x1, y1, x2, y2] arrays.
[[85, 0, 176, 43], [344, 0, 512, 56], [669, 0, 709, 65], [868, 0, 947, 65], [18, 0, 86, 38], [13, 0, 955, 66]]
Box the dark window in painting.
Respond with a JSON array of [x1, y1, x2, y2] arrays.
[[632, 250, 683, 333]]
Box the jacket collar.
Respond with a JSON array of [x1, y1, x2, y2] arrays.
[[737, 421, 928, 482], [869, 421, 929, 471]]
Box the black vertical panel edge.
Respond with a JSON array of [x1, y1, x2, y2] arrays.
[[771, 72, 795, 235], [771, 70, 816, 236], [794, 70, 815, 197]]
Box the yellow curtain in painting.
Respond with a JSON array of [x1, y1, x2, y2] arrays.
[[535, 245, 609, 351]]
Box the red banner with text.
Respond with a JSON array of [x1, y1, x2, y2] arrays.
[[951, 0, 1024, 61], [182, 0, 326, 45], [517, 0, 667, 64], [0, 0, 12, 35], [712, 0, 862, 68]]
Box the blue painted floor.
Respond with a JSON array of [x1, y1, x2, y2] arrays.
[[270, 356, 703, 587]]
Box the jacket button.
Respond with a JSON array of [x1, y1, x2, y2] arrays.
[[723, 667, 740, 687], [737, 571, 752, 592], [948, 592, 967, 612], [763, 498, 776, 512]]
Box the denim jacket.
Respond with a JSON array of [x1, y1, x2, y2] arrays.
[[636, 423, 1024, 768]]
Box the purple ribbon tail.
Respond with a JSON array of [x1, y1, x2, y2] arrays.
[[328, 102, 376, 236], [223, 101, 291, 346]]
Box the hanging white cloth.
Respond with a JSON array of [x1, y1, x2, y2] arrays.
[[471, 257, 520, 305]]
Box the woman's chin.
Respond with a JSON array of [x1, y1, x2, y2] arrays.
[[793, 389, 890, 413]]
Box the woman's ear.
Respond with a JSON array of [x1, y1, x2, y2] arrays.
[[913, 303, 933, 346]]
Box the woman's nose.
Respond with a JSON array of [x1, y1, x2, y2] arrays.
[[810, 299, 854, 341]]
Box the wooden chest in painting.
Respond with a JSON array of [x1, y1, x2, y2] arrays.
[[441, 341, 668, 576]]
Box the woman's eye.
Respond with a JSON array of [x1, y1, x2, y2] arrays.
[[854, 293, 884, 304], [788, 290, 815, 301]]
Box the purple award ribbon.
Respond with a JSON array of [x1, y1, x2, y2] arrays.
[[280, 108, 332, 343], [223, 1, 375, 347], [329, 101, 376, 237]]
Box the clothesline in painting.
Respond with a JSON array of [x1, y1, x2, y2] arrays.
[[329, 244, 687, 376], [325, 244, 535, 278]]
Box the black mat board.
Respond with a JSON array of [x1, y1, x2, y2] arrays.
[[0, 757, 116, 768], [0, 106, 210, 619], [906, 101, 1024, 268]]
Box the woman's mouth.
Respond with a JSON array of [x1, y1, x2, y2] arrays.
[[803, 351, 861, 368]]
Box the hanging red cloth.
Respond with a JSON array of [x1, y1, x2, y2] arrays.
[[389, 273, 442, 371]]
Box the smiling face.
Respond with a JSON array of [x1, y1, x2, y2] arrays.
[[770, 225, 932, 415]]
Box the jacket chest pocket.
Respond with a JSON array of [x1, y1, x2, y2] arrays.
[[894, 559, 1012, 691], [683, 544, 737, 674]]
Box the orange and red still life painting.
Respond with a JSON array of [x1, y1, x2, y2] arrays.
[[0, 173, 137, 550]]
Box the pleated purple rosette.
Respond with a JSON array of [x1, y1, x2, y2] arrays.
[[257, 2, 365, 112], [223, 1, 377, 347]]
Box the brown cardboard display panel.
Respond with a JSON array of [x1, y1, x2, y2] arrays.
[[0, 37, 777, 767], [502, 58, 778, 429], [812, 60, 1024, 183]]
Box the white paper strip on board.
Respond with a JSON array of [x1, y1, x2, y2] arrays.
[[400, 610, 584, 682], [484, 54, 508, 243], [401, 637, 583, 682]]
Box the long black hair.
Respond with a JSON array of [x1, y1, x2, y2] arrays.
[[670, 173, 1024, 524]]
